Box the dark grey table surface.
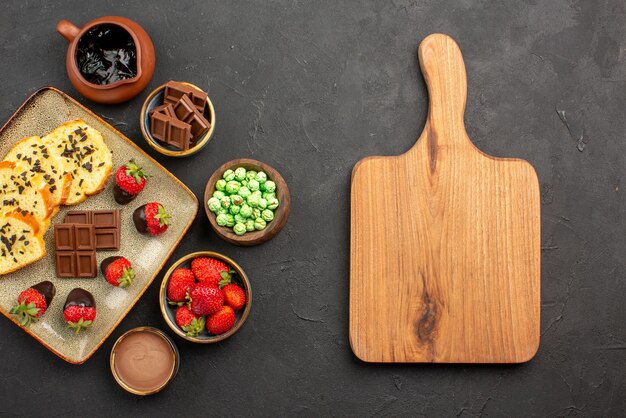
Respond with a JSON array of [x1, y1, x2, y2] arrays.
[[1, 1, 624, 416]]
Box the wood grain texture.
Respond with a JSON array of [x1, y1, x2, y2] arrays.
[[350, 34, 540, 363]]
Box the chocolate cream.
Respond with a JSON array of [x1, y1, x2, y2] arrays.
[[113, 330, 175, 392]]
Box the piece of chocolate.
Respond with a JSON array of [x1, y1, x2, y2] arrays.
[[95, 229, 120, 250], [31, 281, 56, 306], [54, 224, 75, 251], [163, 81, 207, 113], [167, 118, 192, 150], [64, 288, 96, 309], [64, 210, 121, 251], [150, 103, 175, 118], [54, 223, 97, 278], [75, 225, 96, 250], [150, 112, 170, 143], [172, 95, 210, 139], [76, 252, 97, 278], [56, 251, 77, 277], [65, 211, 93, 224], [93, 210, 120, 229]]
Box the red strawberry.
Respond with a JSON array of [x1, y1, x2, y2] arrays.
[[167, 268, 195, 304], [113, 159, 149, 204], [175, 305, 205, 337], [217, 273, 246, 311], [101, 256, 134, 288], [221, 284, 246, 311], [10, 281, 56, 327], [133, 202, 170, 236], [63, 288, 96, 333], [191, 257, 230, 285], [206, 306, 235, 335], [189, 282, 224, 316]]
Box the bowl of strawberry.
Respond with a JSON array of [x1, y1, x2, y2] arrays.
[[159, 251, 251, 343]]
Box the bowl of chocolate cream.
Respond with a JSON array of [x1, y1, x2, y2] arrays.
[[110, 327, 179, 395]]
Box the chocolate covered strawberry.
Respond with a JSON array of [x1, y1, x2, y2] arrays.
[[188, 282, 223, 316], [101, 256, 135, 288], [175, 305, 205, 337], [113, 159, 149, 204], [218, 274, 246, 311], [167, 268, 196, 305], [206, 305, 235, 335], [63, 288, 96, 333], [191, 257, 231, 286], [133, 202, 170, 236], [10, 281, 56, 327]]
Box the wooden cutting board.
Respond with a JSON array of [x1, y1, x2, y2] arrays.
[[350, 34, 540, 363]]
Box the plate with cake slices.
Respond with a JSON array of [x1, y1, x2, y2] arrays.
[[0, 87, 198, 364]]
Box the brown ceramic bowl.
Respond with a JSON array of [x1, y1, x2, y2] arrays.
[[140, 81, 215, 157], [204, 159, 291, 246], [159, 251, 251, 343]]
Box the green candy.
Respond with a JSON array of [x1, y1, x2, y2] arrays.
[[230, 194, 244, 206], [220, 196, 231, 209], [225, 180, 241, 194], [234, 213, 248, 224], [225, 214, 236, 227], [262, 192, 276, 200], [245, 219, 255, 232], [248, 179, 260, 192], [240, 204, 252, 218], [247, 193, 261, 207], [251, 208, 261, 219], [215, 179, 227, 191], [234, 167, 247, 181], [223, 169, 235, 181], [241, 179, 248, 187], [229, 205, 240, 215], [246, 170, 257, 181], [238, 186, 251, 199], [263, 180, 276, 193], [213, 190, 225, 200], [255, 171, 267, 184], [216, 213, 228, 226], [216, 207, 228, 215], [261, 209, 274, 222], [258, 198, 267, 209], [233, 222, 247, 236], [207, 197, 221, 212], [267, 197, 280, 210], [254, 218, 267, 230]]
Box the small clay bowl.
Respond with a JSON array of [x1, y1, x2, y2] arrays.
[[110, 326, 180, 396], [140, 81, 215, 157], [159, 251, 251, 343], [204, 159, 291, 246]]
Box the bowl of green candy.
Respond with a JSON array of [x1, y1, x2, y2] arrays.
[[204, 158, 290, 246]]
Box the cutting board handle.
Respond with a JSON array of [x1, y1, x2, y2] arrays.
[[417, 34, 469, 148]]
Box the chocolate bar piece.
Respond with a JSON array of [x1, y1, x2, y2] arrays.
[[172, 95, 211, 140], [149, 112, 192, 151], [54, 224, 97, 278], [150, 103, 175, 118], [150, 112, 170, 143], [64, 210, 121, 251], [168, 118, 192, 150], [163, 81, 207, 113]]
